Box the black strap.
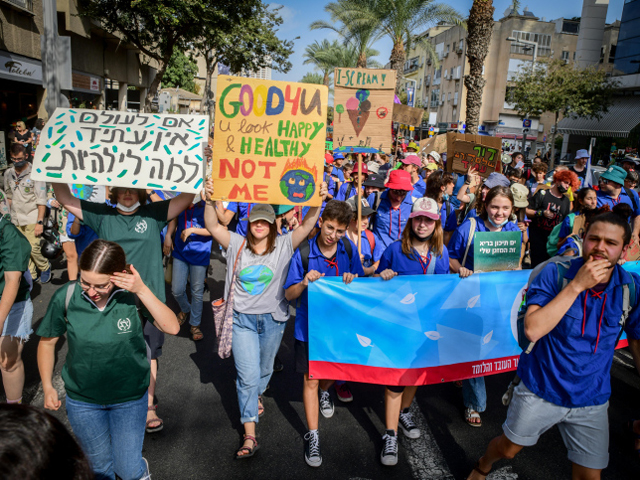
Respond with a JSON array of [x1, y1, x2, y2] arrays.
[[346, 183, 353, 200], [300, 237, 352, 276], [624, 187, 638, 212], [445, 199, 451, 218]]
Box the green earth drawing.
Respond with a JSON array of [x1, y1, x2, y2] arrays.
[[239, 265, 275, 295]]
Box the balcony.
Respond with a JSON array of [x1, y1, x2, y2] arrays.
[[403, 64, 419, 74], [1, 0, 34, 14]]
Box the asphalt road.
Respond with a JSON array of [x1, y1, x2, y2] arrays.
[[5, 255, 640, 480]]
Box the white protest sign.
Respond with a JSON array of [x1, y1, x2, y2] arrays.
[[32, 108, 209, 193]]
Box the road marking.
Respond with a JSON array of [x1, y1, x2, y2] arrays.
[[405, 403, 518, 479]]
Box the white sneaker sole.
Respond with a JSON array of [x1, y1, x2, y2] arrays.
[[336, 395, 353, 403], [320, 408, 334, 418], [305, 455, 322, 467], [399, 423, 420, 439], [380, 453, 398, 466]]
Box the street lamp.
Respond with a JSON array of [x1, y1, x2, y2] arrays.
[[404, 78, 418, 139]]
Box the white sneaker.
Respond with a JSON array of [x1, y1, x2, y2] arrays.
[[319, 389, 334, 418]]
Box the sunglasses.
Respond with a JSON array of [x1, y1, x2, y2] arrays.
[[389, 189, 408, 195]]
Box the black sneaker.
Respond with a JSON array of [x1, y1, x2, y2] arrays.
[[273, 355, 284, 373], [304, 430, 322, 467], [319, 389, 334, 418], [380, 429, 398, 466], [399, 408, 420, 439]]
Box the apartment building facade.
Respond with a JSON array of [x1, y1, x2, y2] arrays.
[[402, 9, 616, 151], [0, 0, 157, 133]]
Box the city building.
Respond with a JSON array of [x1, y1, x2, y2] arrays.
[[401, 8, 618, 154], [0, 0, 158, 135]]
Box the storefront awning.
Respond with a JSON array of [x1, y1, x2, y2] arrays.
[[557, 96, 640, 138]]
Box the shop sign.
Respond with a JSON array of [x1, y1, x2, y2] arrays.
[[0, 51, 42, 84]]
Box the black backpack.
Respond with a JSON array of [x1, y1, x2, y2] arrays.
[[298, 237, 353, 275]]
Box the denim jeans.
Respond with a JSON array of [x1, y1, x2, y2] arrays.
[[66, 392, 149, 480], [462, 376, 487, 412], [171, 257, 207, 327], [232, 311, 286, 424]]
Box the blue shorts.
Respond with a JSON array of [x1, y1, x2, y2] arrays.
[[503, 383, 609, 470], [1, 298, 33, 341]]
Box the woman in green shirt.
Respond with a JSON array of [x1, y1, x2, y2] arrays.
[[37, 240, 179, 480], [0, 215, 34, 405]]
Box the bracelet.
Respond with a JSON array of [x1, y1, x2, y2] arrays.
[[537, 209, 543, 217]]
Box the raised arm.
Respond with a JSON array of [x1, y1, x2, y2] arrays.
[[203, 179, 231, 249], [110, 265, 179, 335], [51, 183, 82, 220], [291, 181, 328, 250], [167, 193, 196, 221]]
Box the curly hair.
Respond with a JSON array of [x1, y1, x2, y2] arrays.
[[553, 169, 580, 191], [532, 162, 548, 175]]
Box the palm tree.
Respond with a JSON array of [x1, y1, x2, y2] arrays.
[[464, 0, 495, 134], [300, 72, 325, 84], [333, 44, 382, 69], [303, 39, 341, 86], [342, 0, 465, 92], [310, 0, 381, 68]]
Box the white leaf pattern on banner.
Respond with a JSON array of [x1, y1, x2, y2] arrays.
[[400, 292, 418, 304], [467, 295, 481, 309], [483, 330, 493, 345], [356, 334, 373, 347], [424, 331, 442, 340]]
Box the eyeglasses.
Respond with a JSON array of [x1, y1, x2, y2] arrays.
[[598, 177, 608, 185], [79, 279, 112, 293]]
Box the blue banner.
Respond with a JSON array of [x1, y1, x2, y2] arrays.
[[308, 262, 640, 385]]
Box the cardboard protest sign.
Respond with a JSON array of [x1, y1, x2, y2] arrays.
[[211, 76, 328, 206], [623, 238, 640, 261], [333, 68, 396, 153], [419, 134, 447, 155], [446, 133, 502, 179], [571, 214, 586, 237], [31, 108, 208, 193], [392, 104, 423, 127], [474, 231, 522, 272]]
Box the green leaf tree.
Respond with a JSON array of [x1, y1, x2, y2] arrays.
[[162, 46, 199, 93], [194, 3, 294, 117], [300, 72, 325, 84], [464, 0, 494, 134], [509, 58, 619, 166], [303, 39, 342, 86], [78, 0, 259, 110]]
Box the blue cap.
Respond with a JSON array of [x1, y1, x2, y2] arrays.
[[333, 152, 345, 160], [484, 172, 510, 189]]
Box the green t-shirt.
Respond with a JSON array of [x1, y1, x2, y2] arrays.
[[37, 284, 149, 405], [81, 200, 169, 302], [0, 217, 32, 302]]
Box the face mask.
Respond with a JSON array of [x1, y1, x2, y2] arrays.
[[557, 185, 568, 194], [116, 201, 140, 213], [488, 216, 509, 228], [13, 160, 27, 169]]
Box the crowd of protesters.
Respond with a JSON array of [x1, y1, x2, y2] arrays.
[[1, 134, 640, 480]]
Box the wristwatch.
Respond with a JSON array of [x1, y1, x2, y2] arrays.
[[37, 220, 43, 225]]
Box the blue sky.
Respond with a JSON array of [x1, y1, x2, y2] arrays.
[[270, 0, 626, 82]]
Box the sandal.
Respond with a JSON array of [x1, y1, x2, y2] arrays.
[[472, 460, 490, 478], [235, 434, 259, 459], [464, 408, 482, 428], [146, 405, 164, 433], [177, 312, 188, 326], [190, 325, 203, 341], [258, 395, 264, 417]]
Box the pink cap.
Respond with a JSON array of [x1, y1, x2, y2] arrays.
[[401, 154, 421, 167], [409, 197, 440, 220]]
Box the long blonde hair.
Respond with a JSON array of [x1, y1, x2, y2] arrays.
[[400, 217, 444, 259]]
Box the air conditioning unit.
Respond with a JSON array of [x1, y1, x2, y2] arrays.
[[440, 100, 445, 106], [444, 71, 449, 79], [456, 48, 463, 55], [443, 51, 449, 58], [427, 59, 432, 66]]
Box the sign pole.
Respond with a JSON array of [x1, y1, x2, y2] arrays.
[[357, 153, 363, 256]]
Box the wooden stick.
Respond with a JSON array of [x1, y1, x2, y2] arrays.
[[357, 153, 363, 256]]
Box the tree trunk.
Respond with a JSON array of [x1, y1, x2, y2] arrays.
[[145, 55, 172, 113], [323, 70, 330, 87], [357, 50, 367, 68], [464, 0, 495, 134], [200, 52, 212, 114], [549, 111, 559, 170], [390, 40, 405, 94]]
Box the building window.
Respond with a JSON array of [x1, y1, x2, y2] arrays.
[[609, 44, 617, 63], [430, 88, 440, 107], [510, 30, 552, 57], [459, 39, 464, 52], [561, 51, 570, 62], [447, 92, 451, 101], [454, 92, 459, 105]]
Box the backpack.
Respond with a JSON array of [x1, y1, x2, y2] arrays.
[[63, 282, 76, 323], [546, 213, 575, 257], [516, 257, 636, 353], [624, 187, 639, 212], [367, 191, 383, 231], [299, 237, 353, 275], [345, 183, 354, 200], [364, 229, 375, 252]]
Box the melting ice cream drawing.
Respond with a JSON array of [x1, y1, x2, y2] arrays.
[[346, 89, 372, 136]]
